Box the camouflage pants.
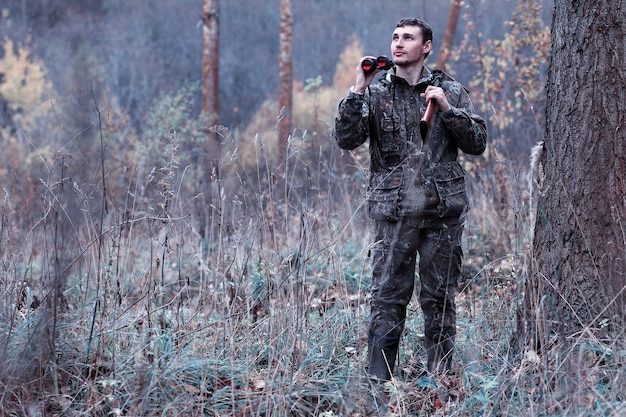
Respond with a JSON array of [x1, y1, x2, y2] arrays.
[[367, 217, 463, 379]]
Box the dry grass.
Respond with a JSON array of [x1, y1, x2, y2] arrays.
[[1, 119, 624, 417], [0, 38, 623, 415]]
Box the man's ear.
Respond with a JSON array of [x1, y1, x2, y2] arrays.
[[423, 39, 433, 55]]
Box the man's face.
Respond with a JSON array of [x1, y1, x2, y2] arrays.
[[390, 25, 431, 67]]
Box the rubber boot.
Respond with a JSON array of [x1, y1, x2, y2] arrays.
[[424, 334, 454, 373], [368, 343, 398, 382]]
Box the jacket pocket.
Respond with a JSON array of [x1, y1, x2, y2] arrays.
[[429, 162, 469, 218], [380, 113, 402, 153], [367, 171, 402, 221]]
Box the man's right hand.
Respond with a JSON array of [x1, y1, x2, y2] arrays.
[[353, 56, 380, 94]]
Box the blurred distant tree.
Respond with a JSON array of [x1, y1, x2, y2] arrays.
[[202, 0, 220, 172], [278, 0, 293, 177], [436, 0, 462, 71], [202, 0, 219, 120], [520, 0, 625, 352]]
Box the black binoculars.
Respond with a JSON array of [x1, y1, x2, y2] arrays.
[[361, 56, 393, 73]]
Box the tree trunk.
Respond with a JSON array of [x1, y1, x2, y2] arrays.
[[436, 0, 462, 71], [202, 0, 220, 168], [200, 0, 221, 241], [521, 0, 626, 350], [278, 0, 293, 173]]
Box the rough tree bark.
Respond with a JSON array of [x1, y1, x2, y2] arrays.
[[521, 0, 625, 350], [436, 0, 462, 71], [278, 0, 293, 174]]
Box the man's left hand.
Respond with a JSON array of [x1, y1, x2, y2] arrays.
[[422, 86, 451, 112]]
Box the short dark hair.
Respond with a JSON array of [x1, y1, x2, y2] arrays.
[[395, 17, 433, 44]]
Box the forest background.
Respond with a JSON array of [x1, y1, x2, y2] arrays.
[[3, 1, 612, 416]]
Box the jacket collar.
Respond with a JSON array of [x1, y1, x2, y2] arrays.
[[386, 66, 433, 87]]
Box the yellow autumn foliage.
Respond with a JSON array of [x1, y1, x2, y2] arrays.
[[0, 37, 56, 134]]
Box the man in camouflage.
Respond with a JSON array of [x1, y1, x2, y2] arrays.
[[333, 18, 487, 382]]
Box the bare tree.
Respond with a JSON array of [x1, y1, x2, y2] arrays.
[[278, 0, 293, 174], [202, 0, 220, 168], [200, 0, 221, 242], [436, 0, 462, 71], [520, 0, 625, 351]]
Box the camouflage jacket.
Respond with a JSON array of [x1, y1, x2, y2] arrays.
[[333, 66, 487, 223]]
